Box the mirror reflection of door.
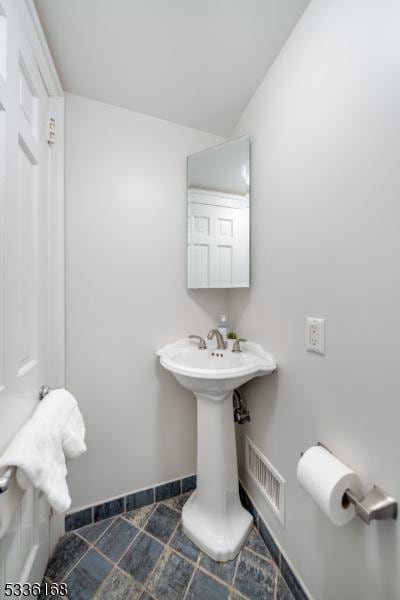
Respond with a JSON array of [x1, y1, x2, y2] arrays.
[[187, 136, 250, 289]]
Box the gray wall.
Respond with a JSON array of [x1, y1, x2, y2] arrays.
[[230, 1, 400, 598], [65, 93, 226, 509]]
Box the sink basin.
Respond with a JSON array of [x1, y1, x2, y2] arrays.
[[157, 338, 276, 561], [158, 338, 275, 395]]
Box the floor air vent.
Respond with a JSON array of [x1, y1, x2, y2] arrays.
[[245, 436, 285, 526]]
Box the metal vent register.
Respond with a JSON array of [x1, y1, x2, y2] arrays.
[[245, 436, 285, 525]]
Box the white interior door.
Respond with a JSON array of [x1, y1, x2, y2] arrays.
[[0, 0, 52, 588], [188, 196, 250, 288]]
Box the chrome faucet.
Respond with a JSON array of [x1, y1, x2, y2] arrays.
[[207, 329, 226, 350], [232, 338, 247, 353], [189, 335, 207, 349]]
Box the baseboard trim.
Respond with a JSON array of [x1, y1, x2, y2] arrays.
[[64, 473, 196, 533]]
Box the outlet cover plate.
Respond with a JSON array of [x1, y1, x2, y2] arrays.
[[306, 317, 325, 355]]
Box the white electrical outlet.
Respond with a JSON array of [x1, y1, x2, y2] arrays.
[[306, 317, 325, 354]]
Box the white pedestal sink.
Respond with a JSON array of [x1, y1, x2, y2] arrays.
[[157, 338, 276, 562]]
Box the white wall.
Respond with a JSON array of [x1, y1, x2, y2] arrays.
[[65, 93, 226, 509], [230, 1, 400, 599]]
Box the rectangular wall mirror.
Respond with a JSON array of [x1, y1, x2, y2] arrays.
[[187, 136, 250, 289]]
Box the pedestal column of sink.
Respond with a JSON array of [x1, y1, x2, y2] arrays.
[[182, 390, 253, 562]]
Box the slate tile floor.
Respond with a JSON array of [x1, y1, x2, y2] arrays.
[[42, 493, 294, 600]]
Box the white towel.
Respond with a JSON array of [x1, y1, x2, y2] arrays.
[[0, 389, 86, 513]]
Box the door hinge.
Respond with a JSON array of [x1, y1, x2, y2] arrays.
[[47, 117, 56, 145]]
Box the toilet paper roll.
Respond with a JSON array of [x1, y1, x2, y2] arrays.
[[297, 445, 362, 526]]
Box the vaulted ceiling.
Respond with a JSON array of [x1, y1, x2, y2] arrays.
[[34, 0, 309, 135]]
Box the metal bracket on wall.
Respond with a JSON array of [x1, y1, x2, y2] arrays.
[[301, 442, 398, 525], [343, 485, 397, 524], [39, 385, 53, 400]]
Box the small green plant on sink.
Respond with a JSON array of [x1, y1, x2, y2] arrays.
[[227, 331, 239, 340]]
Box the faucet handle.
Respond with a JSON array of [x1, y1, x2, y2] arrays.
[[231, 338, 247, 353], [189, 335, 207, 349]]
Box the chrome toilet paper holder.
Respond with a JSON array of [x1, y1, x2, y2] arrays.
[[301, 443, 398, 525], [343, 486, 397, 525]]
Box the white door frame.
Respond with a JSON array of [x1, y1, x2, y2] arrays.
[[16, 0, 65, 551], [16, 0, 65, 398]]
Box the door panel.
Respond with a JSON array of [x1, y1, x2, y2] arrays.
[[188, 199, 250, 288], [0, 0, 51, 589]]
